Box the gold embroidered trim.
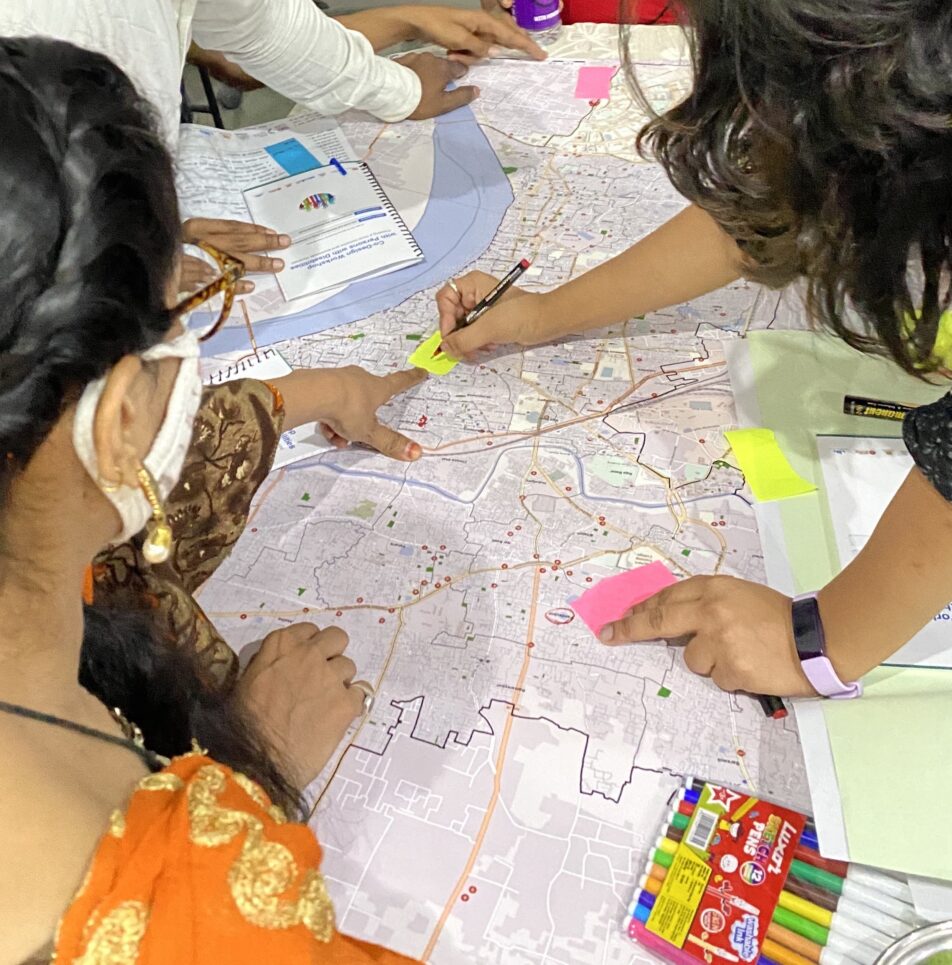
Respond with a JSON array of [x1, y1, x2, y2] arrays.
[[233, 772, 287, 825], [108, 810, 126, 839], [73, 900, 148, 964], [136, 772, 185, 793], [186, 765, 333, 942]]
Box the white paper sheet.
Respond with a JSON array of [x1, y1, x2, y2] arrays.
[[243, 163, 423, 302], [817, 435, 952, 669]]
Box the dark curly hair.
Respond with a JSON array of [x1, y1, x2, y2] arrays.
[[624, 0, 952, 374], [0, 37, 301, 816]]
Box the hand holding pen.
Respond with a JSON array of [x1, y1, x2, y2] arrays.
[[435, 260, 536, 358]]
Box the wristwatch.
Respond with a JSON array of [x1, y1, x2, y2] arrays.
[[792, 593, 863, 699]]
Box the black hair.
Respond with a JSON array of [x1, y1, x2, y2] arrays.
[[625, 0, 952, 373], [0, 37, 302, 816]]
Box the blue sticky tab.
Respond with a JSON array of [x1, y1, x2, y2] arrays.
[[265, 138, 320, 175], [329, 157, 347, 176]]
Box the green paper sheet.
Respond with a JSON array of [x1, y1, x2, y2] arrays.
[[407, 331, 459, 376], [724, 428, 816, 501], [823, 667, 952, 880], [747, 331, 946, 590]]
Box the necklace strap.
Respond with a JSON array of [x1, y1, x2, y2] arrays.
[[0, 699, 167, 770]]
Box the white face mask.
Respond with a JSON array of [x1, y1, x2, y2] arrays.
[[72, 328, 202, 546]]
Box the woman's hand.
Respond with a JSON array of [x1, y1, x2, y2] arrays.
[[272, 365, 428, 461], [598, 575, 817, 697], [182, 218, 291, 294], [435, 270, 546, 358], [237, 623, 369, 788], [403, 7, 546, 63]]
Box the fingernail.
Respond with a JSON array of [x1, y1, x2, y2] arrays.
[[598, 624, 614, 643], [272, 259, 285, 271], [405, 443, 422, 460], [473, 86, 481, 99], [278, 235, 291, 247]]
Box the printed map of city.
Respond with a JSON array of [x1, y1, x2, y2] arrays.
[[197, 47, 810, 965]]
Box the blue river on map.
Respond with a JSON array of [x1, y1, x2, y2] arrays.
[[212, 104, 513, 353]]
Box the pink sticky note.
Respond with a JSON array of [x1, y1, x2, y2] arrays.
[[570, 561, 677, 635], [574, 65, 617, 101]]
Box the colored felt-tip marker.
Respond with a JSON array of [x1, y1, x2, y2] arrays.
[[843, 395, 913, 421], [434, 257, 531, 356], [757, 693, 788, 720]]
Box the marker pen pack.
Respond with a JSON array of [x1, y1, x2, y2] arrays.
[[624, 780, 921, 963]]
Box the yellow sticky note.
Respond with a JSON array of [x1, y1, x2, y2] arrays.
[[724, 428, 816, 502], [408, 332, 459, 376]]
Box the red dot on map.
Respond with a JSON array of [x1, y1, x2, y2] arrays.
[[565, 486, 573, 492], [636, 357, 643, 362], [435, 583, 442, 589], [539, 568, 546, 573], [357, 597, 364, 603], [303, 607, 310, 614], [412, 589, 419, 595], [491, 583, 498, 588], [440, 545, 446, 551], [528, 642, 535, 649], [378, 617, 385, 624], [516, 525, 522, 530], [240, 614, 247, 620], [530, 471, 537, 476], [737, 749, 747, 757], [585, 577, 593, 583], [597, 399, 604, 405], [445, 576, 452, 583], [421, 580, 428, 586], [422, 545, 428, 550], [486, 441, 493, 446], [388, 607, 395, 613], [336, 611, 343, 617], [251, 527, 258, 533], [651, 392, 658, 398], [432, 555, 438, 561], [502, 563, 509, 570], [460, 894, 469, 902], [567, 570, 574, 576], [468, 886, 478, 894], [533, 553, 540, 560]]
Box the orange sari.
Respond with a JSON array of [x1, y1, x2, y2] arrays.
[[55, 751, 418, 964]]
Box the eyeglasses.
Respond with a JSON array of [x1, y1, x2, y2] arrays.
[[173, 241, 246, 342]]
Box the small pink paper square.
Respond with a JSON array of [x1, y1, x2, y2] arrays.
[[574, 66, 617, 101], [570, 561, 677, 635]]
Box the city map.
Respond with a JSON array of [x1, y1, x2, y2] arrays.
[[196, 53, 809, 964]]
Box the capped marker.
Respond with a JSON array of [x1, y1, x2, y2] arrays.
[[435, 257, 531, 356], [843, 395, 912, 421]]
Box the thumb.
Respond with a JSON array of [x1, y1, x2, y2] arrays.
[[365, 422, 423, 462], [441, 317, 495, 360], [437, 85, 480, 114]]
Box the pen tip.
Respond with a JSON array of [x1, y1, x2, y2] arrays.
[[519, 258, 531, 269]]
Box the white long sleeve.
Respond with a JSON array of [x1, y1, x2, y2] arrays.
[[191, 0, 422, 123]]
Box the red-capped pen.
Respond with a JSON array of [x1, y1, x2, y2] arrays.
[[434, 257, 531, 357]]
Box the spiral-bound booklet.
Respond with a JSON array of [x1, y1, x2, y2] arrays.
[[242, 160, 423, 302]]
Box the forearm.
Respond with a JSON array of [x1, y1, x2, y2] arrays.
[[534, 205, 744, 340], [336, 9, 417, 52], [193, 0, 420, 121], [819, 466, 952, 680]]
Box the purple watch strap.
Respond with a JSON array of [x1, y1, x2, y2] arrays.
[[793, 593, 863, 699]]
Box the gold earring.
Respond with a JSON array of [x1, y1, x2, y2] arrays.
[[99, 465, 123, 493], [136, 466, 173, 564]]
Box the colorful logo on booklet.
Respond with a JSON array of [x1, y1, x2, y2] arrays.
[[299, 193, 335, 211]]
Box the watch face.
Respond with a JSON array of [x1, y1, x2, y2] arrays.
[[792, 597, 823, 661]]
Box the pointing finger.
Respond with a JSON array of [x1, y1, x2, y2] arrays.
[[381, 366, 428, 399]]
